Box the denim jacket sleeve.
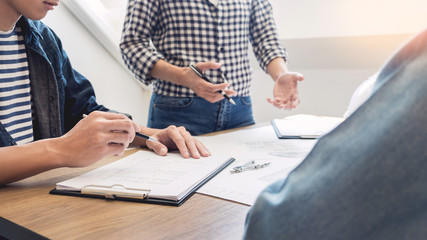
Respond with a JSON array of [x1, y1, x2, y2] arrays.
[[26, 19, 111, 135], [0, 18, 131, 147]]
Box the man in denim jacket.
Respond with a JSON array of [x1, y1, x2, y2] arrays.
[[0, 1, 209, 185], [244, 29, 427, 239]]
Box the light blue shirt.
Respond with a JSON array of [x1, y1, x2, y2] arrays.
[[243, 29, 427, 240]]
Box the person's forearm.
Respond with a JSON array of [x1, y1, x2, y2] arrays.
[[266, 57, 289, 81], [0, 139, 63, 185], [150, 60, 183, 85]]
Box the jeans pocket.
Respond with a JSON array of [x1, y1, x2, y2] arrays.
[[153, 95, 194, 110], [241, 96, 252, 106]]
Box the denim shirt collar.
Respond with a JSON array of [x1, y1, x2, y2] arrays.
[[19, 17, 49, 61]]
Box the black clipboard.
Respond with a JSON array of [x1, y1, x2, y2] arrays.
[[50, 158, 235, 206]]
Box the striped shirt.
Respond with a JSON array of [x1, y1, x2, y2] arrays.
[[121, 0, 287, 97], [0, 26, 34, 145]]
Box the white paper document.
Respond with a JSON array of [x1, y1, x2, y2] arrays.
[[56, 151, 233, 201], [196, 125, 317, 205], [272, 114, 343, 139]]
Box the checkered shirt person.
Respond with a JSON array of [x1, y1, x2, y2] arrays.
[[120, 0, 287, 97]]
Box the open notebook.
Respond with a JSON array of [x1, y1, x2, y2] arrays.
[[51, 151, 234, 206], [272, 114, 344, 139]]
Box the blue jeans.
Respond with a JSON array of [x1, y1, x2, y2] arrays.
[[147, 93, 255, 135], [243, 30, 427, 239]]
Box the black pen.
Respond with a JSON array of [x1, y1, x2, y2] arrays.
[[82, 114, 159, 142], [189, 64, 236, 105], [135, 132, 159, 143]]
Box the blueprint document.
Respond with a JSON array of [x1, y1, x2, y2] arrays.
[[196, 125, 317, 205]]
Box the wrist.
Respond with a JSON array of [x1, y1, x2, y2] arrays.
[[42, 138, 70, 168], [267, 58, 289, 81], [272, 71, 289, 82], [150, 60, 183, 85], [174, 66, 189, 86]]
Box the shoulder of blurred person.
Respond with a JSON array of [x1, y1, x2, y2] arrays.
[[243, 29, 427, 240]]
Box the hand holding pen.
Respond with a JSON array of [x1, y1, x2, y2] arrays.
[[82, 112, 210, 159], [188, 63, 236, 104], [83, 114, 158, 143]]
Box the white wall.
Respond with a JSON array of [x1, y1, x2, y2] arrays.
[[270, 0, 427, 38], [43, 1, 425, 125], [250, 33, 414, 121], [251, 0, 425, 121], [43, 4, 150, 125]]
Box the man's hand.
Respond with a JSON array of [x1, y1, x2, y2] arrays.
[[55, 111, 140, 167], [181, 62, 236, 103], [267, 71, 304, 110], [150, 60, 235, 103], [143, 125, 210, 159]]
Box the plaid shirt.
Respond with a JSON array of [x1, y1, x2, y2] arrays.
[[120, 0, 287, 97]]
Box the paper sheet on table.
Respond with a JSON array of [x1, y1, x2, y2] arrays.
[[56, 151, 232, 201], [196, 125, 317, 205], [271, 114, 344, 139]]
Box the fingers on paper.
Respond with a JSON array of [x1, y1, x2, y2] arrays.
[[168, 126, 192, 158], [195, 140, 210, 157], [166, 125, 209, 159], [146, 141, 168, 156]]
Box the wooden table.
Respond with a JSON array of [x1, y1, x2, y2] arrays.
[[0, 148, 250, 239]]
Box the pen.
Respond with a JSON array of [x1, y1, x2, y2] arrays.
[[189, 64, 236, 105], [135, 132, 160, 143], [82, 114, 159, 143]]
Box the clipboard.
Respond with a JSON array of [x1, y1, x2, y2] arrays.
[[271, 119, 321, 139], [271, 115, 343, 139], [50, 156, 235, 206]]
